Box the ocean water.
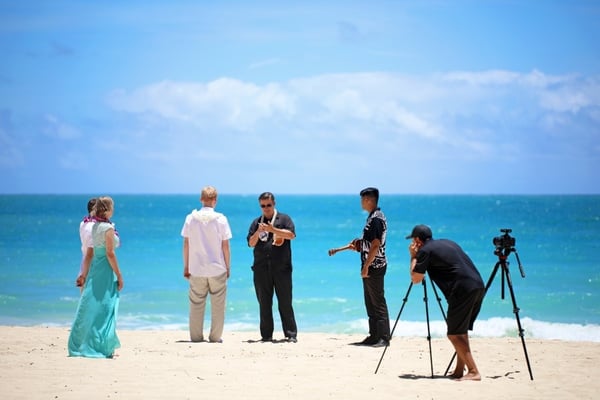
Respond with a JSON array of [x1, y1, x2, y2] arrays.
[[0, 194, 599, 342]]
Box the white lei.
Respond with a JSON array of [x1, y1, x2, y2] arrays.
[[260, 209, 282, 245]]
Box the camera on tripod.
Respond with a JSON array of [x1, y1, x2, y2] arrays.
[[493, 228, 516, 254], [487, 227, 532, 379]]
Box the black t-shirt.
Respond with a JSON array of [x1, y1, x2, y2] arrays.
[[413, 239, 484, 300], [247, 212, 295, 268]]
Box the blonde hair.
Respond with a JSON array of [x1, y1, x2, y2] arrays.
[[92, 196, 114, 219], [201, 186, 218, 203]]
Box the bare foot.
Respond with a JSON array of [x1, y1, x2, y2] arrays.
[[458, 371, 481, 381], [448, 369, 464, 379]]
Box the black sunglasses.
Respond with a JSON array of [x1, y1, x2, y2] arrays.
[[260, 203, 273, 208]]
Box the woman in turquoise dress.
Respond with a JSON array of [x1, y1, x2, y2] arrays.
[[68, 196, 124, 358]]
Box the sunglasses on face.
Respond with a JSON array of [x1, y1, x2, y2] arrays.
[[260, 203, 273, 208]]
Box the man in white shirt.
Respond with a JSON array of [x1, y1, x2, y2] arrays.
[[181, 186, 232, 343]]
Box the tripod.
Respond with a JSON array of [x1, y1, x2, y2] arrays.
[[484, 245, 534, 380], [374, 276, 447, 376]]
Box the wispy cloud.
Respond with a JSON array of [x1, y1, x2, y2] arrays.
[[42, 114, 80, 139], [93, 69, 600, 193], [107, 78, 296, 130], [107, 70, 599, 147]]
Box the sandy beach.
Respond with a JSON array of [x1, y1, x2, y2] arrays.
[[0, 326, 598, 399]]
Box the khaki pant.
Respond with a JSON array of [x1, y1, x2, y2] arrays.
[[189, 273, 227, 342]]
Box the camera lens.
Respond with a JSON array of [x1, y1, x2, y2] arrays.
[[259, 231, 268, 242]]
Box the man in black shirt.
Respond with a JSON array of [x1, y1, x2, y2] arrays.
[[247, 192, 298, 342], [351, 187, 391, 347], [407, 224, 485, 381]]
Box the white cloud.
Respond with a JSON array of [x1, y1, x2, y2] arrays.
[[537, 77, 600, 114], [442, 69, 522, 85], [42, 114, 80, 139], [540, 90, 589, 113], [440, 70, 600, 116], [99, 70, 600, 193], [107, 78, 296, 130], [108, 70, 599, 145]]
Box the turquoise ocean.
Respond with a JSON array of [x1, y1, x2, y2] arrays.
[[1, 194, 599, 342]]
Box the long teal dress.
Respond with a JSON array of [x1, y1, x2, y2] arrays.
[[68, 221, 121, 358]]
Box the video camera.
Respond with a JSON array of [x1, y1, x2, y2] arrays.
[[493, 228, 516, 255]]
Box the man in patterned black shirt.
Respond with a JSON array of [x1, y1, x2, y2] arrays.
[[350, 187, 391, 347]]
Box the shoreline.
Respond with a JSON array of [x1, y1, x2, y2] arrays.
[[4, 316, 600, 343], [1, 326, 599, 399]]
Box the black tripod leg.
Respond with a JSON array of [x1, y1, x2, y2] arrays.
[[423, 280, 434, 378], [374, 282, 413, 374], [485, 261, 501, 294], [426, 278, 456, 377], [444, 352, 457, 376], [429, 276, 447, 321], [503, 264, 534, 380], [390, 282, 414, 338]]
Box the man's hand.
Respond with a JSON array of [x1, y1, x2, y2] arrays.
[[361, 265, 369, 278], [409, 240, 421, 259], [328, 243, 353, 256]]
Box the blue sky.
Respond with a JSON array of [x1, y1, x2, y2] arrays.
[[1, 0, 599, 194]]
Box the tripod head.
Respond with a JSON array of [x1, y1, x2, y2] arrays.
[[493, 228, 525, 278]]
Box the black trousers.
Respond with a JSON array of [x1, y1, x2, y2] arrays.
[[253, 261, 297, 339], [362, 272, 390, 340]]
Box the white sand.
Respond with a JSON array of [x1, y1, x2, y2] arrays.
[[1, 327, 598, 399]]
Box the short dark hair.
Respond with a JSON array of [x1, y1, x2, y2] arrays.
[[360, 187, 379, 203], [258, 192, 275, 202]]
